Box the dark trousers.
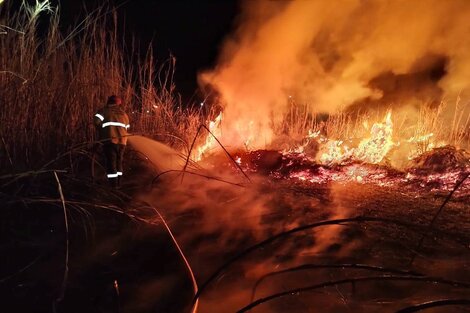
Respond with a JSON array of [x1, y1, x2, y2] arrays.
[[103, 143, 126, 182]]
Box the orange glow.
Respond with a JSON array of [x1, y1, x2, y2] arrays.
[[406, 132, 445, 160], [194, 112, 223, 161], [317, 112, 394, 165], [197, 0, 470, 159], [354, 111, 395, 164]]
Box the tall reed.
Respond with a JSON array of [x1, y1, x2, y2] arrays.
[[0, 1, 201, 171]]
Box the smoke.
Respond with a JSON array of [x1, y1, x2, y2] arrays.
[[129, 138, 469, 311], [140, 173, 358, 312], [128, 135, 187, 173], [199, 0, 470, 149], [141, 172, 365, 312], [131, 137, 362, 311]]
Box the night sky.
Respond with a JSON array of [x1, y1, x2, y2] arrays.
[[59, 0, 240, 101]]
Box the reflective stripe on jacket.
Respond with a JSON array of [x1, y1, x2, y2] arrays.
[[94, 104, 130, 145]]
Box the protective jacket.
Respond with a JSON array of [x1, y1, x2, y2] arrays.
[[94, 104, 130, 145]]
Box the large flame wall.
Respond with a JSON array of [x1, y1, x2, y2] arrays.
[[199, 0, 470, 149]]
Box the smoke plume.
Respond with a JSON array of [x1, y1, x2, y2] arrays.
[[199, 0, 470, 148]]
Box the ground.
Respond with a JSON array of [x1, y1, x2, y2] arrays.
[[1, 148, 469, 313]]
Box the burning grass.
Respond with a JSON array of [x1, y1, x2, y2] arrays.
[[194, 97, 469, 172]]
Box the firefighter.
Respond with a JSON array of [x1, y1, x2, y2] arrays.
[[94, 95, 130, 188]]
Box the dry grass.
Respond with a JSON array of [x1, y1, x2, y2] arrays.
[[0, 1, 202, 172], [278, 97, 470, 158], [278, 100, 376, 143]]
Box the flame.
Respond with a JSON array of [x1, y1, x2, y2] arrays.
[[353, 111, 395, 164], [286, 130, 321, 154], [194, 112, 223, 161], [282, 112, 397, 165], [318, 111, 395, 165], [243, 120, 255, 149], [406, 132, 447, 160], [407, 133, 434, 143], [194, 106, 465, 168], [319, 140, 353, 164]]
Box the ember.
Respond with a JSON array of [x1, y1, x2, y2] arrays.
[[209, 147, 470, 195]]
